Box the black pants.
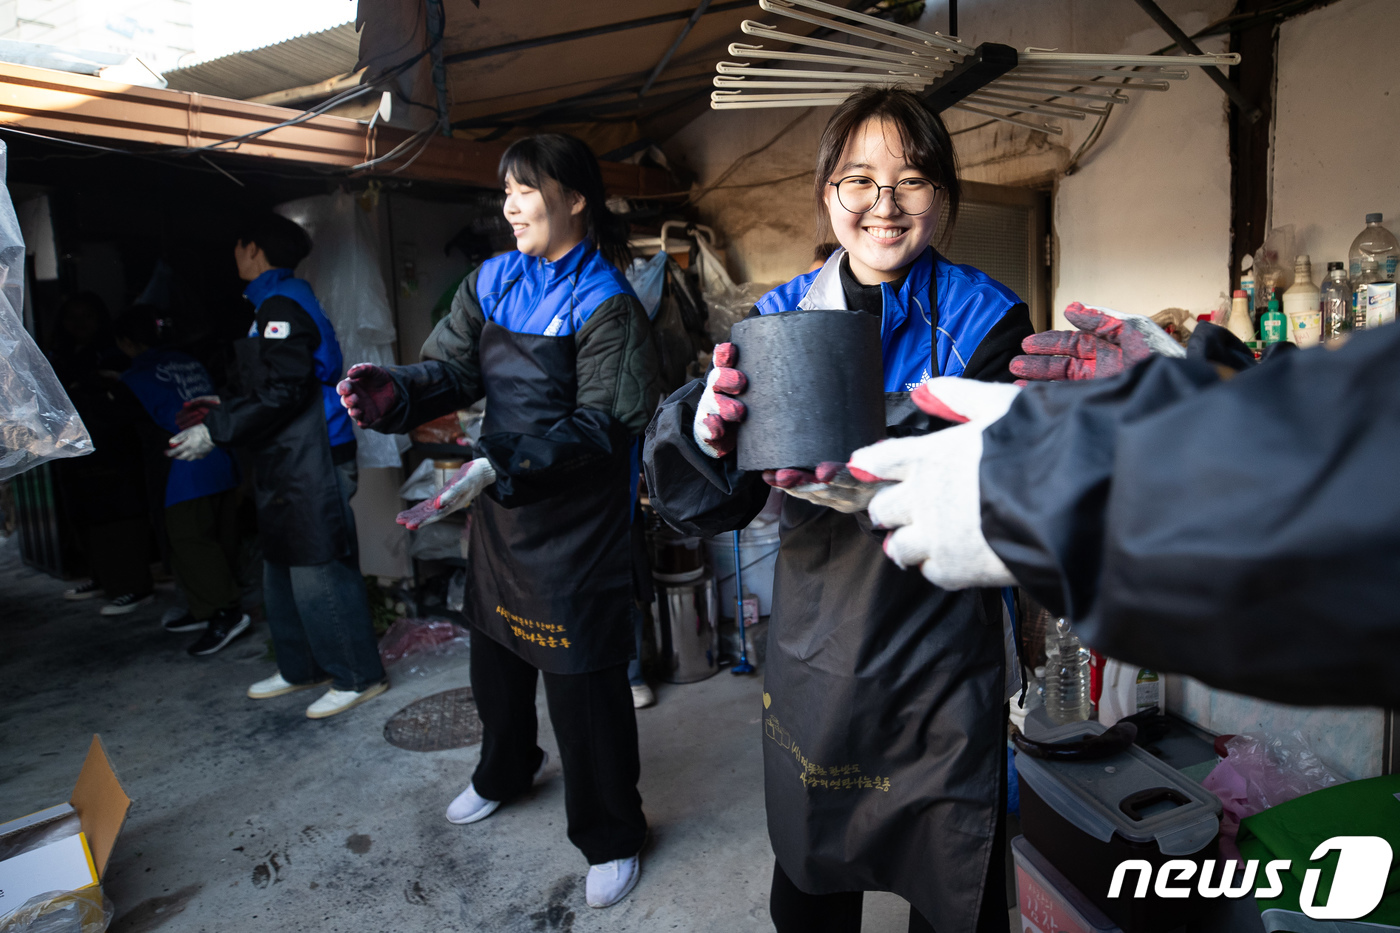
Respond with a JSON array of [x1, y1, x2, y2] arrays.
[[469, 625, 647, 864], [769, 764, 1009, 933], [165, 489, 241, 621]]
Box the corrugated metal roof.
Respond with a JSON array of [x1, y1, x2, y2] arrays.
[[162, 22, 360, 100]]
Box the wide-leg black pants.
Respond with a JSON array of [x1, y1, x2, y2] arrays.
[[468, 625, 648, 865]]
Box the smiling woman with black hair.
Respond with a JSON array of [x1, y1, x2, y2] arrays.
[[338, 132, 657, 910]]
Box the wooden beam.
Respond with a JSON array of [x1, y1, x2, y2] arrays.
[[0, 61, 670, 195], [245, 68, 367, 107]]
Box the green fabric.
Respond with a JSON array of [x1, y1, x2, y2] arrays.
[[1237, 774, 1400, 930], [164, 489, 241, 620]]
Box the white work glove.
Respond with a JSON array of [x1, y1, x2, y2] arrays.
[[396, 457, 497, 530], [693, 342, 747, 458], [166, 424, 215, 461], [849, 378, 1021, 589]]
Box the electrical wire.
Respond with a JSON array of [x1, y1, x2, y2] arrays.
[[686, 108, 815, 205]]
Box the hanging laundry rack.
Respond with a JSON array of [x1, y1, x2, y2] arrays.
[[709, 0, 1239, 135]]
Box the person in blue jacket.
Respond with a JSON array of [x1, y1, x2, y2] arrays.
[[167, 213, 387, 720], [337, 134, 657, 910], [643, 88, 1033, 933], [114, 304, 248, 656]]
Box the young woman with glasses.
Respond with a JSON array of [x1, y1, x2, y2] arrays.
[[644, 87, 1033, 933]]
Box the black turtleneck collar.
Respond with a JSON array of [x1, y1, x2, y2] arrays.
[[839, 253, 911, 317]]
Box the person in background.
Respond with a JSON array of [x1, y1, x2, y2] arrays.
[[113, 304, 249, 656], [644, 88, 1033, 933], [167, 213, 387, 719], [50, 292, 156, 614], [337, 133, 656, 909]]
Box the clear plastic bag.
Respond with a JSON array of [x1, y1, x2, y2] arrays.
[[624, 252, 667, 320], [0, 889, 113, 933], [276, 192, 407, 470], [691, 235, 775, 344], [0, 142, 93, 480], [1221, 730, 1343, 811]]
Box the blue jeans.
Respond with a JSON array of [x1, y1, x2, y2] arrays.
[[263, 461, 385, 692]]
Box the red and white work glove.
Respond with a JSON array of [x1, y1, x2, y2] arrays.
[[396, 457, 497, 530], [166, 424, 215, 461], [337, 363, 401, 428], [849, 378, 1021, 590], [692, 342, 747, 458], [1010, 303, 1183, 384], [175, 395, 220, 429]]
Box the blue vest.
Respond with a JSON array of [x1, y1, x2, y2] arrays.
[[755, 246, 1022, 390], [244, 268, 356, 448], [475, 240, 632, 336], [121, 348, 240, 507], [474, 240, 641, 511]]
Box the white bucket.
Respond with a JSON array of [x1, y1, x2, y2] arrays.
[[707, 521, 780, 618]]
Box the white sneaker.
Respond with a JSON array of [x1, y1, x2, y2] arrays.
[[445, 751, 550, 825], [586, 853, 641, 908], [247, 672, 330, 700], [305, 681, 389, 719], [631, 683, 655, 709]]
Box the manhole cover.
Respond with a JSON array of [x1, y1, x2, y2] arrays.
[[383, 687, 482, 751]]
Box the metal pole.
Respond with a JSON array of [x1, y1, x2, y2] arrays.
[[1129, 0, 1263, 123], [731, 530, 755, 674], [948, 0, 957, 38], [640, 0, 713, 98]]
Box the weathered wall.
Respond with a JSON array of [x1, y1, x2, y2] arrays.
[[1271, 0, 1400, 273]]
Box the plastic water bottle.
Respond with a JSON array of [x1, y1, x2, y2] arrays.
[[1320, 262, 1350, 340], [1349, 214, 1398, 284], [1043, 618, 1091, 725]]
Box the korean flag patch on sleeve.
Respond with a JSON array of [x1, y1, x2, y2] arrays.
[[263, 321, 291, 339]]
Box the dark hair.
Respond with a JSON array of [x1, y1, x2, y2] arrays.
[[813, 87, 961, 247], [235, 212, 313, 269], [813, 242, 840, 264], [499, 133, 631, 270], [112, 303, 170, 349]]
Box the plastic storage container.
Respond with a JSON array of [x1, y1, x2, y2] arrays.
[[1013, 835, 1122, 933], [1015, 721, 1222, 932], [707, 522, 780, 617]]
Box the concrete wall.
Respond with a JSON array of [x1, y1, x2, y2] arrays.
[[1271, 0, 1400, 273], [663, 0, 1234, 324]]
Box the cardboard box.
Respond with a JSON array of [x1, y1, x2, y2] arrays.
[[0, 736, 130, 923]]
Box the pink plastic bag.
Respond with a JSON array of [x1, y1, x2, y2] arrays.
[[1202, 731, 1343, 863], [378, 618, 469, 666]]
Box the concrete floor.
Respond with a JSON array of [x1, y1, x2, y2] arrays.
[[0, 534, 1014, 933]]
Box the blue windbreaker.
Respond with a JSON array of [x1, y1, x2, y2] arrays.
[[121, 348, 239, 507], [754, 246, 1023, 389], [475, 239, 632, 335], [243, 268, 356, 448]]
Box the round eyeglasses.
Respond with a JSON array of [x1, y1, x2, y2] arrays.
[[827, 175, 942, 216]]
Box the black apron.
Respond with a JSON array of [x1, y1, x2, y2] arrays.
[[466, 321, 635, 674], [762, 265, 1007, 931], [234, 336, 352, 567]]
